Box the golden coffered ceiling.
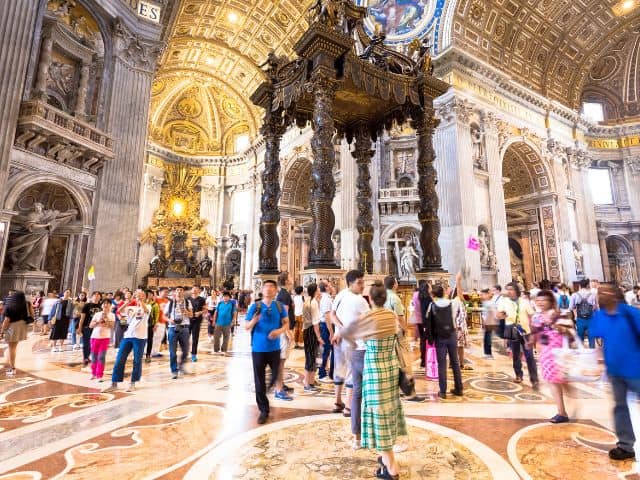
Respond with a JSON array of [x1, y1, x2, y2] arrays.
[[150, 0, 314, 156], [502, 142, 552, 200], [450, 0, 640, 110]]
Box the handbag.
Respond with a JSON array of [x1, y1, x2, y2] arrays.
[[552, 336, 603, 382], [425, 342, 438, 379], [502, 300, 522, 341], [395, 333, 415, 395]]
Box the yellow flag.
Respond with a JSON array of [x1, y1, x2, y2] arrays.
[[87, 265, 96, 281]]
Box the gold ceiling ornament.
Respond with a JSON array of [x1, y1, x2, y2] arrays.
[[141, 163, 216, 252]]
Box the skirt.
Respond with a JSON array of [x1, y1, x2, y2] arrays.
[[5, 320, 28, 343], [361, 335, 407, 452], [50, 317, 70, 340]]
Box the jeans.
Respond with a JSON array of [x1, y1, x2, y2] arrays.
[[114, 321, 124, 349], [111, 337, 146, 383], [90, 338, 110, 378], [350, 349, 365, 436], [611, 376, 640, 452], [69, 318, 79, 345], [435, 335, 463, 394], [82, 327, 92, 362], [213, 325, 231, 352], [510, 336, 539, 383], [190, 319, 202, 355], [576, 318, 596, 348], [483, 327, 496, 356], [252, 350, 281, 415], [168, 325, 190, 373], [318, 322, 333, 379]]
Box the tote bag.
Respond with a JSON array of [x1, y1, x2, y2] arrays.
[[425, 342, 439, 380], [552, 337, 603, 383]]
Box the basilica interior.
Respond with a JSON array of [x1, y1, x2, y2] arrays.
[[1, 0, 640, 478]]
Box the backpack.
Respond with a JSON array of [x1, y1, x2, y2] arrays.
[[558, 294, 570, 310], [254, 300, 283, 318], [430, 303, 454, 340], [576, 295, 594, 319]]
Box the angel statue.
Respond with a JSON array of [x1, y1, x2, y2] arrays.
[[308, 0, 340, 27]]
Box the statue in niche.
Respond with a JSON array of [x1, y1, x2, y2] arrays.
[[471, 125, 486, 169], [199, 254, 213, 278], [6, 202, 77, 271], [185, 253, 198, 277], [229, 234, 240, 249], [332, 230, 341, 264], [149, 244, 168, 278], [510, 248, 524, 281], [398, 237, 420, 279], [478, 228, 494, 270], [573, 241, 585, 278]]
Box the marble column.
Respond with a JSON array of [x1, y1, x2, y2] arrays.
[[483, 112, 511, 285], [339, 138, 357, 271], [0, 0, 39, 203], [91, 24, 160, 291], [430, 96, 475, 274], [624, 158, 640, 220], [598, 229, 611, 282], [632, 232, 640, 281], [352, 125, 375, 274], [308, 72, 339, 268]]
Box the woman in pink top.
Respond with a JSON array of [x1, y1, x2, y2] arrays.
[[89, 299, 115, 381], [531, 290, 576, 424]]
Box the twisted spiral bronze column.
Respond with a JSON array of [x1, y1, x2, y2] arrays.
[[353, 125, 374, 274]]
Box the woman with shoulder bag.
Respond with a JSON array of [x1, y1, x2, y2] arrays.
[[1, 291, 33, 375]]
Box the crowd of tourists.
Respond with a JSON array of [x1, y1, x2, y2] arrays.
[[1, 272, 640, 477]]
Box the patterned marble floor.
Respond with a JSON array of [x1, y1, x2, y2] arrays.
[[0, 321, 637, 479]]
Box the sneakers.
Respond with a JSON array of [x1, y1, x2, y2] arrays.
[[103, 384, 118, 393], [257, 413, 269, 424], [450, 389, 463, 397], [483, 354, 494, 359], [393, 443, 408, 453], [6, 368, 15, 376], [609, 447, 635, 461], [126, 383, 136, 392], [151, 353, 163, 358], [144, 357, 151, 363], [318, 376, 334, 384], [352, 438, 362, 450], [304, 385, 318, 393], [550, 414, 570, 424], [438, 392, 447, 400], [283, 384, 294, 393], [275, 390, 294, 401], [514, 377, 523, 384], [406, 395, 426, 402], [172, 372, 179, 379], [90, 375, 96, 380], [191, 354, 197, 362], [531, 381, 540, 390]]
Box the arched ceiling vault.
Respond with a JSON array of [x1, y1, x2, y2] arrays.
[[448, 0, 640, 110], [150, 0, 315, 156]]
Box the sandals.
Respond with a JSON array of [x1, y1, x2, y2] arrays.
[[332, 402, 345, 413]]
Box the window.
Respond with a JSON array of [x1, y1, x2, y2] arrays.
[[588, 168, 614, 204], [582, 102, 604, 122], [234, 134, 250, 153]]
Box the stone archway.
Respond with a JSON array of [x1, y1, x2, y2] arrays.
[[502, 141, 560, 285], [606, 235, 637, 286]]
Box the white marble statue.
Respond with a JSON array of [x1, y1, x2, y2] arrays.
[[398, 238, 420, 279], [573, 241, 584, 277], [7, 202, 77, 271]]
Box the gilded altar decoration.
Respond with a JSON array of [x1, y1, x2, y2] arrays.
[[141, 164, 216, 277]]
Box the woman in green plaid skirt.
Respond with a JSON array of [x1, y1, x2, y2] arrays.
[[338, 282, 406, 479]]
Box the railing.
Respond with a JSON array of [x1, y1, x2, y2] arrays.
[[378, 187, 419, 200], [19, 100, 113, 153]]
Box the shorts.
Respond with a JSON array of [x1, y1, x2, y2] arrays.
[[280, 332, 292, 360], [333, 340, 353, 385]]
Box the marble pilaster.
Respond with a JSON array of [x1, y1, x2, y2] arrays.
[[631, 231, 640, 282], [0, 0, 40, 205], [91, 25, 160, 291], [434, 95, 478, 282], [483, 112, 510, 285], [598, 229, 611, 282], [624, 157, 640, 221]]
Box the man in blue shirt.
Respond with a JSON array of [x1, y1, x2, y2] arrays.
[[245, 279, 288, 424], [590, 284, 640, 461], [212, 291, 236, 354]]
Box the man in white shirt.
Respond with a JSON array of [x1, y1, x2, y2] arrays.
[[331, 270, 369, 420], [165, 286, 193, 379], [104, 290, 150, 392], [496, 282, 539, 387], [318, 282, 335, 382], [293, 286, 305, 348]]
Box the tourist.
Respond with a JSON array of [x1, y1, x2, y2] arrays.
[[293, 285, 305, 348], [336, 281, 406, 479], [211, 291, 236, 354], [151, 287, 169, 357], [332, 270, 369, 417], [318, 281, 334, 383], [531, 290, 576, 423], [557, 284, 572, 316], [187, 286, 206, 362], [426, 272, 465, 399], [497, 282, 539, 388], [570, 278, 597, 348], [206, 289, 218, 341], [165, 286, 192, 379], [32, 291, 44, 334], [480, 288, 498, 359], [1, 291, 33, 375], [70, 292, 87, 351], [244, 279, 288, 424], [116, 290, 136, 349], [275, 272, 295, 400], [302, 283, 323, 392], [89, 299, 115, 381], [416, 280, 431, 367], [624, 285, 640, 307], [79, 292, 102, 367], [104, 290, 150, 393], [49, 288, 74, 353], [452, 282, 471, 371], [144, 290, 159, 363], [589, 284, 640, 461], [40, 291, 58, 337]]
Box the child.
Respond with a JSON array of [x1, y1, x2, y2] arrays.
[[89, 299, 115, 381]]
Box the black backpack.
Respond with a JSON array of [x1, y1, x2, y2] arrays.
[[430, 303, 454, 340], [576, 296, 594, 319]]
